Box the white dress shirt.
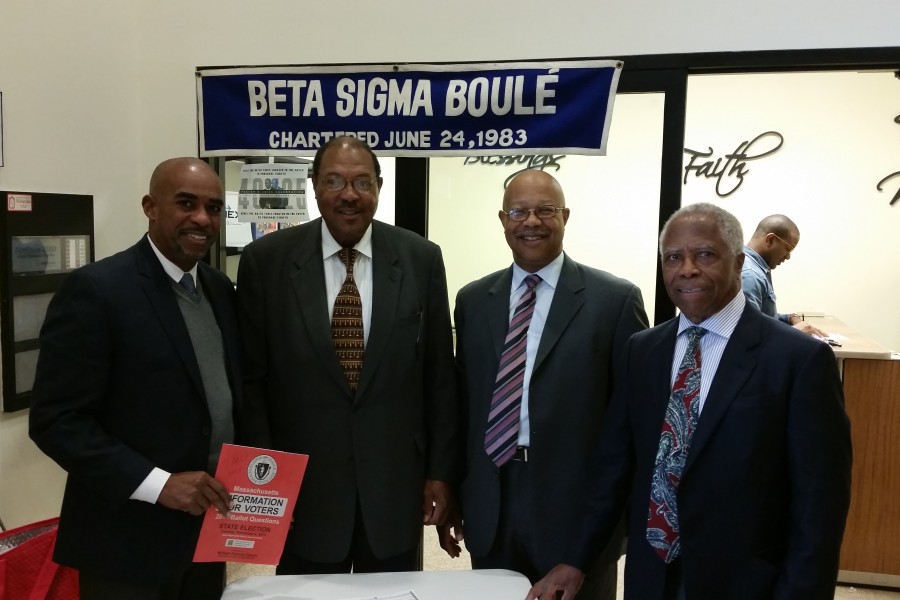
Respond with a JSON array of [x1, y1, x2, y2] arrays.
[[670, 291, 745, 414], [321, 221, 374, 345]]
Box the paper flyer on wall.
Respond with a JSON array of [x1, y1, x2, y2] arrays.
[[237, 162, 310, 223], [194, 444, 308, 564]]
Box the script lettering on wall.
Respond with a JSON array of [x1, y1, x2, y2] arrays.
[[462, 154, 567, 187], [683, 131, 784, 197], [876, 114, 900, 207]]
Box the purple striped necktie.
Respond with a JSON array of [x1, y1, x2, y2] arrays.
[[646, 325, 707, 563], [484, 274, 541, 467]]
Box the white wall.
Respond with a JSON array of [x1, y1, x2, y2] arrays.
[[430, 93, 665, 322], [0, 0, 142, 529], [2, 0, 899, 529], [682, 71, 900, 354]]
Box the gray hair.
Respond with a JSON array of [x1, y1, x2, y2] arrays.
[[659, 203, 744, 256]]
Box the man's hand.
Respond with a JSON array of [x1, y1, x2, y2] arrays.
[[525, 564, 585, 600], [422, 479, 453, 526], [436, 510, 465, 558], [793, 321, 828, 338], [157, 471, 231, 516]]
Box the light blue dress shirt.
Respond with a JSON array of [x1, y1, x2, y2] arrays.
[[508, 252, 565, 447]]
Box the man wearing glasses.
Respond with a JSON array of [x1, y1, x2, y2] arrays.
[[741, 214, 826, 337], [438, 170, 647, 600], [237, 136, 458, 574]]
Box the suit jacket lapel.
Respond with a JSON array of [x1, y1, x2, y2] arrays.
[[533, 255, 584, 375], [198, 262, 241, 396], [646, 319, 680, 433], [356, 222, 402, 399], [288, 222, 349, 394], [135, 237, 205, 399], [486, 268, 514, 362], [684, 306, 761, 474]]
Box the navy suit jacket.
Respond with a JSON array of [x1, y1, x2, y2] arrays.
[[237, 218, 457, 563], [455, 254, 647, 569], [571, 303, 852, 600], [29, 235, 242, 585]]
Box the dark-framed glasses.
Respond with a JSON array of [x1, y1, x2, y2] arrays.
[[503, 205, 564, 221], [321, 174, 377, 194]]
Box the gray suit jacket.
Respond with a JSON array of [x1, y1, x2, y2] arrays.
[[455, 254, 647, 569], [237, 218, 457, 562]]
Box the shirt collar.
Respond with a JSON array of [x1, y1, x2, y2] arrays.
[[321, 220, 373, 259], [742, 245, 770, 275], [147, 235, 198, 284], [677, 289, 745, 341], [511, 251, 565, 291]]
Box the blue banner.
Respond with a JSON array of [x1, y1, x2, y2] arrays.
[[197, 61, 621, 157]]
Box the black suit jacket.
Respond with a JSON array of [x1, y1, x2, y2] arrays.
[[455, 254, 647, 568], [571, 303, 852, 600], [29, 235, 242, 586], [236, 218, 457, 563]]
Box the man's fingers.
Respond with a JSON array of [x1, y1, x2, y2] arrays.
[[200, 480, 231, 516], [436, 525, 462, 557], [427, 500, 448, 525], [159, 471, 233, 516]]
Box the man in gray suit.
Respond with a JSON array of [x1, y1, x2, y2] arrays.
[[439, 170, 647, 599], [237, 136, 458, 574]]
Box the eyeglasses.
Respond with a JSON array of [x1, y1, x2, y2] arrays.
[[320, 174, 377, 194], [771, 233, 796, 253], [502, 205, 564, 221]]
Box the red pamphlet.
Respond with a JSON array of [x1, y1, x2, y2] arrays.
[[193, 443, 308, 564]]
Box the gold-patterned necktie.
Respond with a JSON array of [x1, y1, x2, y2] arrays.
[[332, 248, 365, 391]]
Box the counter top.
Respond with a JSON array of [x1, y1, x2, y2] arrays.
[[804, 316, 893, 360]]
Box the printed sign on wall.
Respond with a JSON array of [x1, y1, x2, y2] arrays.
[[197, 60, 621, 157]]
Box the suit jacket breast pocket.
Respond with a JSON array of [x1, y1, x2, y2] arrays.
[[388, 310, 423, 362], [717, 393, 787, 463]]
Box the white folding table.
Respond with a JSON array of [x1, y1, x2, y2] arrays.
[[222, 568, 532, 600]]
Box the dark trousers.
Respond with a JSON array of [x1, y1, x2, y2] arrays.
[[471, 460, 617, 600], [277, 500, 420, 574], [79, 562, 224, 600]]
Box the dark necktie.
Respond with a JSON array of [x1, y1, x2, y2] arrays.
[[647, 325, 707, 563], [332, 248, 364, 391], [484, 274, 541, 467], [179, 273, 197, 295]]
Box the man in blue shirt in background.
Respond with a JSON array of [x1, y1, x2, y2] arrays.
[[741, 214, 826, 337]]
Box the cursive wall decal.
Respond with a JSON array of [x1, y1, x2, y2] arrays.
[[683, 131, 784, 197], [877, 170, 900, 207], [876, 114, 900, 207], [463, 154, 567, 188]]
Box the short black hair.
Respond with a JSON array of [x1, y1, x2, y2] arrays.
[[311, 136, 381, 178]]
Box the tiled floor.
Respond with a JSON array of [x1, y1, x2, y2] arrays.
[[226, 526, 900, 599]]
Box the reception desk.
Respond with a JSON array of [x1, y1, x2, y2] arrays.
[[806, 316, 900, 587], [221, 569, 532, 600]]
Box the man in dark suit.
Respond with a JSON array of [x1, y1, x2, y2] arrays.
[[528, 203, 852, 600], [29, 157, 242, 600], [438, 170, 647, 599], [237, 136, 457, 574]]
